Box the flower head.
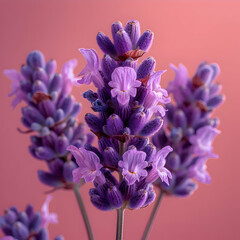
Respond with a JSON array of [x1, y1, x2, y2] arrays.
[[118, 147, 148, 185], [108, 67, 141, 106]]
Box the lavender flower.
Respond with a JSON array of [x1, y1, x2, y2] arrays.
[[153, 62, 223, 196], [70, 20, 172, 211], [5, 51, 93, 189], [0, 196, 63, 240]]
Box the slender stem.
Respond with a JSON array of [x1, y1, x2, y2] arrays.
[[142, 191, 164, 240], [73, 185, 94, 240], [116, 207, 125, 240]]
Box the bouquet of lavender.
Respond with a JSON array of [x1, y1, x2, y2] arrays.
[[2, 19, 223, 240]]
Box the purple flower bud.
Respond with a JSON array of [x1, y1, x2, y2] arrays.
[[45, 59, 57, 77], [38, 170, 63, 187], [107, 186, 123, 209], [32, 68, 48, 84], [97, 32, 117, 56], [56, 135, 69, 155], [45, 117, 55, 127], [173, 110, 187, 129], [39, 100, 55, 118], [136, 30, 153, 52], [114, 30, 132, 56], [119, 180, 135, 201], [22, 106, 45, 124], [48, 159, 64, 177], [207, 95, 224, 108], [101, 55, 118, 80], [186, 107, 201, 127], [54, 109, 65, 122], [63, 161, 77, 182], [35, 147, 56, 160], [170, 128, 183, 142], [27, 51, 45, 69], [37, 228, 49, 240], [128, 111, 146, 134], [1, 225, 12, 236], [20, 65, 32, 80], [129, 189, 148, 209], [5, 210, 17, 224], [127, 137, 149, 150], [137, 57, 156, 79], [83, 90, 98, 103], [61, 96, 74, 115], [85, 113, 103, 133], [90, 195, 111, 211], [32, 80, 48, 94], [49, 74, 63, 93], [54, 235, 64, 240], [104, 114, 124, 136], [12, 222, 29, 240], [111, 21, 123, 37], [19, 212, 29, 227], [166, 152, 181, 170], [173, 179, 197, 197], [125, 20, 141, 48], [103, 147, 120, 168], [92, 99, 107, 112], [20, 81, 32, 94], [25, 205, 34, 219], [143, 143, 156, 162], [209, 83, 221, 97], [194, 86, 209, 101], [139, 117, 163, 137]]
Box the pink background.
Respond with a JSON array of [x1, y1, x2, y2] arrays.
[[0, 0, 239, 239]]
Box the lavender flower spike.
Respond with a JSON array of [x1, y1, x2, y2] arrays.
[[67, 145, 105, 184], [118, 147, 148, 185], [189, 125, 220, 157], [108, 67, 141, 106], [77, 48, 104, 89]]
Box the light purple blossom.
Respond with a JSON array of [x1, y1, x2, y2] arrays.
[[67, 145, 105, 184], [146, 146, 173, 185], [4, 69, 26, 108], [118, 148, 148, 185], [77, 48, 104, 89], [41, 195, 58, 228], [61, 59, 78, 95], [109, 67, 141, 106], [189, 155, 212, 184], [189, 126, 220, 157], [144, 70, 170, 109]]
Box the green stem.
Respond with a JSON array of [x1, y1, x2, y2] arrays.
[[116, 207, 125, 240], [73, 185, 94, 240], [142, 191, 164, 240]]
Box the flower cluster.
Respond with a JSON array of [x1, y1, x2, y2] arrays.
[[0, 196, 63, 240], [67, 20, 172, 210], [4, 51, 93, 189], [152, 63, 224, 196]]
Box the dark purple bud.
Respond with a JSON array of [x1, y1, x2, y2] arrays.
[[104, 114, 124, 136], [63, 161, 77, 182], [20, 81, 32, 93], [22, 106, 45, 124], [87, 132, 95, 145], [139, 117, 163, 137], [5, 209, 17, 224], [19, 212, 29, 227], [72, 123, 86, 139], [12, 221, 30, 240], [166, 152, 180, 170], [56, 135, 69, 155], [207, 95, 224, 108], [97, 32, 117, 56], [170, 128, 183, 142], [185, 127, 194, 137], [33, 68, 48, 84], [37, 228, 49, 240], [129, 189, 148, 209], [25, 204, 34, 219], [45, 117, 55, 127], [61, 96, 74, 115], [186, 107, 201, 127], [45, 59, 57, 76], [209, 83, 221, 97], [142, 190, 156, 207], [152, 130, 168, 149], [32, 80, 48, 94], [101, 54, 118, 80], [83, 90, 98, 103], [128, 111, 146, 134], [137, 57, 156, 79], [196, 63, 216, 85], [107, 186, 123, 209], [114, 30, 132, 56], [48, 159, 64, 177], [125, 20, 141, 47], [121, 58, 137, 69], [101, 169, 118, 186], [90, 195, 111, 211], [35, 146, 56, 160], [2, 225, 12, 236], [38, 170, 63, 187], [55, 109, 65, 122], [21, 65, 32, 80], [111, 21, 123, 37], [143, 143, 156, 162], [127, 137, 148, 150], [92, 99, 107, 112], [194, 86, 209, 101], [39, 100, 55, 117], [173, 110, 187, 129], [210, 63, 220, 80], [103, 147, 120, 168], [54, 235, 64, 240], [173, 179, 197, 197], [85, 113, 103, 133], [135, 86, 148, 105], [27, 51, 45, 69], [165, 103, 176, 123], [119, 180, 135, 201], [136, 30, 153, 52], [49, 73, 63, 93]]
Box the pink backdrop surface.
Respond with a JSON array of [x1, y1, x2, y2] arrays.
[[0, 0, 239, 239]]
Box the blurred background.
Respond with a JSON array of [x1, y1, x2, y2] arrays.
[[0, 0, 239, 239]]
